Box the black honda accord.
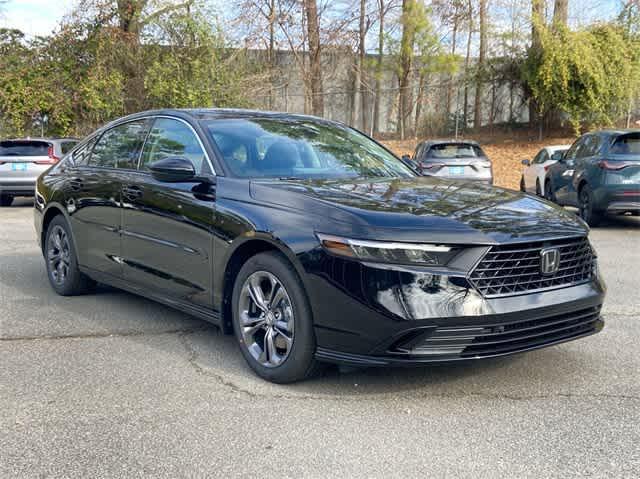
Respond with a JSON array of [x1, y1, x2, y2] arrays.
[[34, 109, 605, 382]]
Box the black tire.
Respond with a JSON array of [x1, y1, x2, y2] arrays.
[[0, 195, 13, 207], [231, 251, 320, 383], [519, 176, 526, 192], [44, 215, 96, 296], [535, 179, 542, 196], [544, 180, 556, 202], [578, 184, 603, 227]]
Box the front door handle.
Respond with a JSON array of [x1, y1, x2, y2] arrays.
[[122, 185, 143, 201]]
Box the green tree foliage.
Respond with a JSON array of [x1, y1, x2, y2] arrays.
[[143, 10, 252, 109], [524, 21, 640, 134], [0, 2, 257, 138]]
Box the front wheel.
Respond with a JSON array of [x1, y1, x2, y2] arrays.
[[0, 194, 13, 207], [535, 179, 542, 196], [519, 176, 526, 192], [232, 251, 320, 383], [578, 184, 603, 227]]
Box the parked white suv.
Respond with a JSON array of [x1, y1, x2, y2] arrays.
[[0, 138, 78, 206]]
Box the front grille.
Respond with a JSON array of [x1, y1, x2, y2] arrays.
[[469, 237, 594, 298], [392, 306, 602, 358]]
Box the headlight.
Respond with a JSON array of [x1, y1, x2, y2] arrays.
[[317, 233, 460, 266]]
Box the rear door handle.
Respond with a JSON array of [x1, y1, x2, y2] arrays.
[[122, 185, 143, 200]]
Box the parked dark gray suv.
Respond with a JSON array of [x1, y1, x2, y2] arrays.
[[544, 130, 640, 225]]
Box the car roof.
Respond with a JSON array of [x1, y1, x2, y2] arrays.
[[2, 137, 79, 143], [103, 108, 341, 130], [587, 129, 640, 137], [543, 144, 571, 153], [419, 139, 480, 147]]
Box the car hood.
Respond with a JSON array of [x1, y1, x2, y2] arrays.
[[250, 177, 588, 244]]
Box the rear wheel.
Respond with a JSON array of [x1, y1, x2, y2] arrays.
[[232, 251, 319, 383], [45, 215, 96, 295], [0, 195, 13, 207], [519, 176, 526, 192], [535, 179, 542, 196], [544, 180, 556, 202], [578, 184, 603, 227]]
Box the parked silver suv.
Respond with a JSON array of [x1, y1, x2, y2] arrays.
[[403, 140, 493, 184], [0, 138, 78, 206]]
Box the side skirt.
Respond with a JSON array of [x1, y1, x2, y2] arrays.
[[80, 266, 221, 326]]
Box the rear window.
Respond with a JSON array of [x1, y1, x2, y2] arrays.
[[60, 141, 78, 155], [427, 144, 485, 159], [611, 133, 640, 155], [0, 140, 50, 156]]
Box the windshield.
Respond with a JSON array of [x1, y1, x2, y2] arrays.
[[200, 118, 415, 179], [0, 140, 50, 156], [427, 143, 484, 159]]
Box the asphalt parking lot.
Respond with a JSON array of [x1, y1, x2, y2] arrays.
[[1, 198, 639, 478]]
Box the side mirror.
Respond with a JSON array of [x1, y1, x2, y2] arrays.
[[521, 159, 530, 166], [149, 157, 196, 183]]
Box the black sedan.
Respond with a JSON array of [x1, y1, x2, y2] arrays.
[[35, 109, 605, 383]]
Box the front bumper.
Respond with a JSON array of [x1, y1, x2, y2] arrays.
[[305, 253, 605, 366]]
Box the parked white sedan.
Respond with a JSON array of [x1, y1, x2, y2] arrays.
[[519, 145, 569, 196]]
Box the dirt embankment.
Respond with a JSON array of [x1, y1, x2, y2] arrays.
[[382, 137, 575, 190]]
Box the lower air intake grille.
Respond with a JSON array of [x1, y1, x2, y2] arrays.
[[393, 306, 602, 358], [469, 236, 594, 298]]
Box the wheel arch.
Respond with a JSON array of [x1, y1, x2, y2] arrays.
[[40, 203, 71, 255], [218, 235, 311, 335]]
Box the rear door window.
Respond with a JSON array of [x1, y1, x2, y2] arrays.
[[70, 137, 99, 167], [611, 133, 640, 155], [90, 120, 150, 169], [60, 141, 78, 155], [0, 140, 50, 156]]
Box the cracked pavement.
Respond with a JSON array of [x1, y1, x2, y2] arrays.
[[1, 198, 639, 478]]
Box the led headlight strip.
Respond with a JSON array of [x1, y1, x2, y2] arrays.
[[317, 233, 457, 266]]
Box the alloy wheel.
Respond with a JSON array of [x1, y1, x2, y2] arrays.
[[47, 225, 71, 285], [238, 271, 295, 368]]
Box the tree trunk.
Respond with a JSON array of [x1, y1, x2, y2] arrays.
[[398, 0, 417, 140], [445, 22, 458, 119], [268, 0, 276, 110], [552, 0, 568, 27], [414, 72, 426, 137], [359, 0, 368, 132], [304, 0, 324, 117], [462, 0, 473, 130], [374, 0, 385, 135], [529, 0, 544, 129], [473, 0, 486, 130]]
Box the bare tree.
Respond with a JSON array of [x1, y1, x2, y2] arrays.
[[473, 0, 487, 129], [304, 0, 323, 116], [373, 0, 399, 135], [397, 0, 418, 139]]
